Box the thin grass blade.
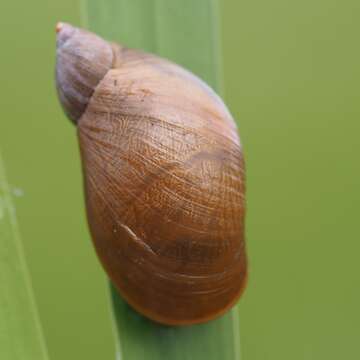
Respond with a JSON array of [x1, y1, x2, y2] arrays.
[[0, 151, 49, 360]]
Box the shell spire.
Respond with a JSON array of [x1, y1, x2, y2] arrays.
[[55, 23, 113, 124]]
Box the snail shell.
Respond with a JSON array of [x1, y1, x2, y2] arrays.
[[55, 23, 247, 325]]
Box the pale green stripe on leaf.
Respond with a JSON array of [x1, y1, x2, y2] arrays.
[[0, 151, 49, 360]]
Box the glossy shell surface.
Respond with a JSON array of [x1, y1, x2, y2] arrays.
[[56, 24, 247, 325]]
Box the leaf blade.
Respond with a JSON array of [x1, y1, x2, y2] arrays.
[[81, 1, 241, 359], [0, 151, 49, 360]]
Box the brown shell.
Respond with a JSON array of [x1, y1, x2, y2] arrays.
[[56, 24, 247, 325]]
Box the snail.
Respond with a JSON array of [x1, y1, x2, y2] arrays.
[[55, 23, 247, 326]]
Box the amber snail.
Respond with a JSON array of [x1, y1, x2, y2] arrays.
[[55, 23, 247, 326]]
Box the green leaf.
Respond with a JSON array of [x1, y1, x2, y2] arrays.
[[0, 151, 49, 360], [81, 1, 241, 359], [81, 0, 223, 91], [110, 284, 241, 360]]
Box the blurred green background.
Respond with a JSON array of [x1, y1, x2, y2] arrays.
[[1, 0, 359, 359]]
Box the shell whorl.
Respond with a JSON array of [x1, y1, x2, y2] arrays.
[[55, 23, 113, 124]]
